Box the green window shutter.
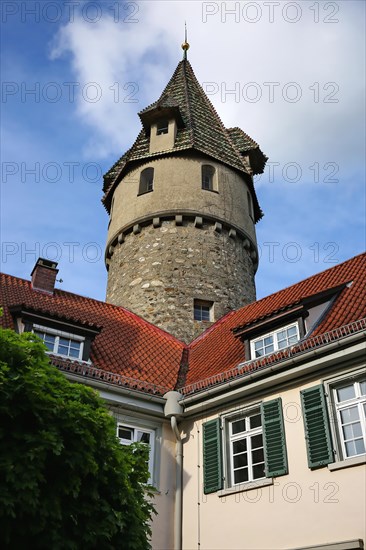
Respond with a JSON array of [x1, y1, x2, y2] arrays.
[[261, 398, 288, 477], [300, 385, 334, 468], [202, 418, 223, 494]]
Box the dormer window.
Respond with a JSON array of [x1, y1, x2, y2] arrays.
[[139, 167, 154, 195], [250, 323, 299, 358], [33, 324, 84, 360], [156, 119, 169, 135], [250, 323, 299, 359], [201, 165, 216, 191]]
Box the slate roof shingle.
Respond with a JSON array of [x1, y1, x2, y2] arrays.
[[102, 60, 267, 221]]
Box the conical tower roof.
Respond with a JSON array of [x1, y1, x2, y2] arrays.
[[103, 59, 267, 221]]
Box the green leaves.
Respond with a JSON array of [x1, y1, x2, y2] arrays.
[[0, 328, 154, 549]]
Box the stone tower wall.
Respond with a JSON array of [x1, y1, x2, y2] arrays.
[[105, 154, 258, 343], [107, 155, 257, 247]]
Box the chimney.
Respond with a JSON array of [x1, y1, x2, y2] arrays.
[[31, 258, 59, 294]]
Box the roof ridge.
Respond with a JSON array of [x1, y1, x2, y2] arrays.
[[248, 252, 366, 308]]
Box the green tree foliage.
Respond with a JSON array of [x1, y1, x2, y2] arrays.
[[0, 328, 155, 549]]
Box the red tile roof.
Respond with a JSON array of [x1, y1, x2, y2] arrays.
[[0, 273, 185, 394], [185, 252, 366, 386], [1, 253, 365, 395]]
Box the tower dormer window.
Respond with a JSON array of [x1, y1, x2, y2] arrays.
[[201, 165, 216, 191], [156, 119, 169, 135], [139, 167, 154, 195], [33, 325, 84, 360]]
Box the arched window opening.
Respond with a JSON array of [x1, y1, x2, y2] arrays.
[[202, 165, 215, 191], [139, 167, 154, 195]]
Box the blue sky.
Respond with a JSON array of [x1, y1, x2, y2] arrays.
[[1, 0, 365, 303]]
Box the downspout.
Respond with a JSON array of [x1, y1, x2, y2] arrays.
[[164, 391, 184, 550]]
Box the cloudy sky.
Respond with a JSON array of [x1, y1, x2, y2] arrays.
[[1, 0, 365, 303]]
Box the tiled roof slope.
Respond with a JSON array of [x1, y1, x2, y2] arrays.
[[184, 253, 366, 386], [0, 273, 185, 394], [102, 60, 266, 221], [1, 254, 364, 395]]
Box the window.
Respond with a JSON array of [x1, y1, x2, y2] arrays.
[[117, 423, 155, 480], [333, 377, 366, 458], [228, 410, 265, 485], [33, 325, 84, 360], [139, 167, 154, 195], [301, 373, 366, 469], [251, 323, 299, 358], [156, 119, 168, 135], [203, 399, 288, 494], [194, 299, 213, 322], [201, 164, 215, 191]]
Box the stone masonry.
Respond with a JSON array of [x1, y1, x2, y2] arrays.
[[106, 219, 256, 343]]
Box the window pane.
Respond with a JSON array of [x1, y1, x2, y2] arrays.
[[337, 385, 356, 402], [250, 414, 262, 429], [58, 345, 69, 355], [233, 439, 247, 454], [264, 336, 273, 346], [251, 434, 263, 449], [232, 419, 246, 435], [137, 431, 150, 444], [35, 331, 55, 351], [252, 448, 264, 464], [360, 380, 366, 396], [253, 463, 265, 479], [264, 343, 274, 353], [343, 423, 362, 440], [340, 406, 359, 424], [234, 468, 248, 484], [69, 347, 80, 358], [233, 453, 248, 469], [345, 439, 366, 457], [288, 325, 297, 336], [118, 427, 133, 441], [355, 439, 366, 455]]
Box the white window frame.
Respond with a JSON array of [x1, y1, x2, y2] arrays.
[[250, 322, 299, 359], [223, 406, 266, 488], [117, 422, 156, 483], [33, 324, 84, 360], [328, 374, 366, 461]]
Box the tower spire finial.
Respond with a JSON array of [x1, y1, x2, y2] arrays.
[[181, 22, 190, 60]]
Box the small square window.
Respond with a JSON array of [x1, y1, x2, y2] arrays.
[[194, 299, 213, 322], [156, 120, 169, 135]]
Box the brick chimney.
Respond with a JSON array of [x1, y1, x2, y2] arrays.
[[31, 258, 59, 294]]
